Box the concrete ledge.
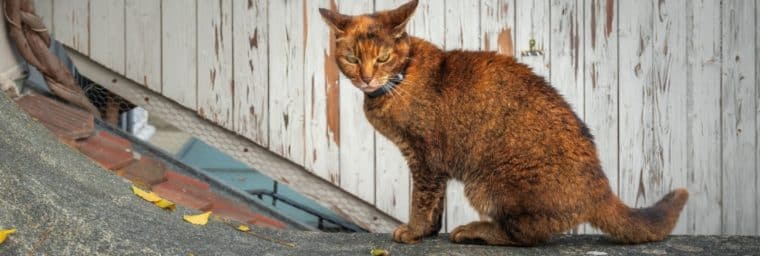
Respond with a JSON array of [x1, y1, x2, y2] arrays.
[[1, 93, 758, 255]]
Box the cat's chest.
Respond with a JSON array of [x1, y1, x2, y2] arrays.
[[365, 97, 437, 142]]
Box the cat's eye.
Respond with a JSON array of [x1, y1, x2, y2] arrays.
[[377, 53, 391, 63], [345, 56, 360, 64]]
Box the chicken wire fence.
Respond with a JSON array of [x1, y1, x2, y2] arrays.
[[76, 73, 158, 140]]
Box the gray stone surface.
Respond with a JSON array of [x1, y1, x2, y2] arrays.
[[1, 93, 759, 255]]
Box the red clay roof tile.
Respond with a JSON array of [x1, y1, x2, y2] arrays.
[[76, 131, 135, 170], [118, 156, 168, 189], [16, 94, 95, 140], [152, 172, 213, 211], [164, 171, 210, 190]]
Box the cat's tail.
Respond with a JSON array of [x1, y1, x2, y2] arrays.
[[589, 188, 688, 243]]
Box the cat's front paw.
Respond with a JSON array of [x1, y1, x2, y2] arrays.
[[392, 224, 423, 244]]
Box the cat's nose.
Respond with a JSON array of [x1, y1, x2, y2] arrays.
[[361, 76, 372, 84]]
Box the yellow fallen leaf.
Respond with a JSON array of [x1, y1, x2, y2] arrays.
[[237, 225, 251, 232], [0, 229, 16, 244], [131, 186, 161, 203], [154, 199, 176, 211], [184, 211, 212, 225], [370, 248, 389, 256]]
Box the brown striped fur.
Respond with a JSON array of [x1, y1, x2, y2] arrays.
[[319, 0, 688, 246]]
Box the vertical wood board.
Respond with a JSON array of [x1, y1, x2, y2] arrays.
[[481, 0, 515, 56], [197, 0, 234, 130], [756, 0, 760, 235], [162, 0, 198, 109], [304, 0, 340, 183], [268, 0, 306, 167], [583, 0, 618, 234], [233, 0, 269, 146], [337, 0, 376, 204], [90, 0, 125, 74], [549, 0, 583, 122], [651, 0, 688, 233], [125, 0, 161, 92], [685, 0, 722, 235], [53, 0, 88, 54], [515, 0, 551, 77], [721, 0, 757, 235]]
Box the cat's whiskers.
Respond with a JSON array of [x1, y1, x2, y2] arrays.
[[388, 81, 411, 105], [386, 84, 398, 99], [382, 73, 413, 105], [395, 86, 412, 105]]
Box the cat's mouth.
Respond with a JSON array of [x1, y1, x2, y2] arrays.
[[352, 79, 386, 93]]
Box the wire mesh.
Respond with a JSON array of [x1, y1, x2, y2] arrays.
[[75, 72, 135, 127]]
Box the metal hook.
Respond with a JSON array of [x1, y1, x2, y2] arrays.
[[521, 38, 544, 57]]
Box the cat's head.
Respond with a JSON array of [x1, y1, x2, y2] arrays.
[[319, 0, 418, 94]]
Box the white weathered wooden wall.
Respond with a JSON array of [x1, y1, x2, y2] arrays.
[[0, 2, 24, 80], [38, 0, 759, 235]]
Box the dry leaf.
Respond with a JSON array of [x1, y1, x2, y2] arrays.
[[370, 248, 389, 256], [237, 225, 251, 232], [0, 229, 16, 244], [184, 211, 212, 225], [154, 199, 176, 211], [132, 186, 161, 203]]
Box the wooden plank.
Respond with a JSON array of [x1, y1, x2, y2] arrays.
[[481, 0, 515, 56], [405, 0, 445, 45], [197, 0, 234, 129], [584, 0, 618, 231], [549, 0, 583, 125], [89, 0, 125, 74], [125, 0, 161, 92], [162, 0, 197, 110], [756, 0, 760, 236], [233, 0, 268, 146], [304, 0, 339, 183], [515, 0, 550, 77], [53, 0, 88, 55], [685, 0, 721, 235], [337, 0, 375, 204], [443, 0, 480, 51], [373, 0, 413, 223], [721, 0, 757, 235], [550, 0, 585, 234], [268, 0, 305, 165], [444, 0, 481, 232], [33, 0, 53, 32], [652, 0, 688, 234]]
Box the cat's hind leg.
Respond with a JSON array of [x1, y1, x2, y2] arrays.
[[451, 213, 578, 246], [449, 221, 513, 245], [498, 213, 579, 246]]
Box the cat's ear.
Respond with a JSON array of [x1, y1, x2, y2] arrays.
[[383, 0, 418, 38], [319, 8, 351, 34]]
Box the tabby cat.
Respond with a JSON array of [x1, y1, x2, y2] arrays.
[[319, 0, 688, 246]]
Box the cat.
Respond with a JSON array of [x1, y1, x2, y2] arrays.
[[320, 0, 688, 246]]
